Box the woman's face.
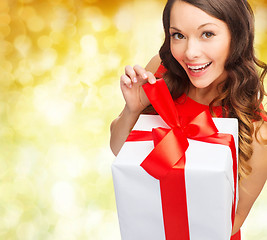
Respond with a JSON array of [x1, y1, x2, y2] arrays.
[[169, 0, 231, 90]]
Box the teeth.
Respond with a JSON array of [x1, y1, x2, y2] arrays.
[[187, 62, 211, 70]]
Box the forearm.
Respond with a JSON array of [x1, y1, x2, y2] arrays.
[[110, 105, 141, 156]]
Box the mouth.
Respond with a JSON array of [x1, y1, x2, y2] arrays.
[[187, 62, 212, 73]]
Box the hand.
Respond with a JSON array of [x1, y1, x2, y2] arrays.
[[120, 64, 156, 114]]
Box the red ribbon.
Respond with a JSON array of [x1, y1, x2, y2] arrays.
[[126, 79, 237, 240]]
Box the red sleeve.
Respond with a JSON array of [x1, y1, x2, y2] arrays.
[[154, 64, 167, 79]]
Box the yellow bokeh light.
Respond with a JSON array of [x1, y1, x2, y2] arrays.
[[26, 15, 45, 32], [37, 35, 53, 49], [14, 34, 32, 56], [80, 34, 98, 58], [114, 5, 133, 32]]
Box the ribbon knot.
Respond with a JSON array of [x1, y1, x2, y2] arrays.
[[181, 124, 199, 138]]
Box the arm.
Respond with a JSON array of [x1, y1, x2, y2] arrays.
[[232, 121, 267, 235], [110, 55, 161, 156]]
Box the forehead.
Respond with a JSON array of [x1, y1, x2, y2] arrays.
[[170, 1, 225, 28]]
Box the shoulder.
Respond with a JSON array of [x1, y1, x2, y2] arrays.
[[250, 121, 267, 177], [253, 120, 267, 145], [145, 54, 161, 74]]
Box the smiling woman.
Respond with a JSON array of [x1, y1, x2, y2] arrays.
[[110, 0, 267, 239]]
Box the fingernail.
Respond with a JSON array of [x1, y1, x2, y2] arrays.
[[133, 77, 137, 83], [143, 73, 148, 79], [129, 84, 132, 88]]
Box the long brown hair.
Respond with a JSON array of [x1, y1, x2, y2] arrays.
[[157, 0, 267, 179]]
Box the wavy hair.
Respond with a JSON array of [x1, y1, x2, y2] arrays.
[[157, 0, 267, 179]]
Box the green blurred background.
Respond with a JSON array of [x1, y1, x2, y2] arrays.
[[0, 0, 266, 239]]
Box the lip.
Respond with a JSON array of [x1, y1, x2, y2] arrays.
[[185, 62, 212, 77]]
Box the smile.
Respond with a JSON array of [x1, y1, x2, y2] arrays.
[[187, 62, 212, 72]]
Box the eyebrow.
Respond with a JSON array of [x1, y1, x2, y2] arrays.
[[169, 23, 219, 31]]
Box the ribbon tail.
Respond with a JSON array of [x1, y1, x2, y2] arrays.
[[160, 156, 190, 240]]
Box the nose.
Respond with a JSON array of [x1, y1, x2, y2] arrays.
[[184, 38, 201, 60]]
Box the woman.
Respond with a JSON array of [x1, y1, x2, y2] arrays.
[[110, 0, 267, 239]]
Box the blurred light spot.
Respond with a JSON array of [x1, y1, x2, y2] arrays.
[[14, 67, 34, 86], [0, 40, 13, 55], [47, 144, 87, 178], [68, 13, 77, 25], [84, 117, 104, 134], [0, 13, 11, 26], [3, 202, 23, 229], [92, 15, 111, 32], [0, 158, 8, 178], [49, 31, 64, 44], [103, 35, 118, 50], [80, 35, 98, 58], [80, 6, 102, 22], [0, 24, 11, 38], [99, 84, 115, 100], [66, 25, 77, 37], [114, 6, 133, 32], [38, 48, 58, 71], [65, 152, 86, 178], [34, 84, 75, 125], [50, 8, 69, 32], [15, 145, 41, 177], [255, 7, 267, 29], [16, 222, 37, 240], [2, 60, 13, 72], [0, 66, 14, 87], [29, 48, 57, 76], [52, 181, 76, 215], [0, 1, 9, 12], [51, 66, 70, 86], [54, 218, 83, 239], [14, 34, 32, 56], [37, 35, 53, 49], [105, 53, 121, 70], [14, 177, 36, 202], [84, 209, 104, 233], [26, 15, 45, 32], [18, 6, 36, 21]]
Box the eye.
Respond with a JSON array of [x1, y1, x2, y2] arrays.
[[171, 32, 185, 40], [202, 31, 215, 39]]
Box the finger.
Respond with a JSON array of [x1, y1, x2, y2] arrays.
[[125, 65, 137, 83], [133, 64, 148, 80], [146, 71, 157, 84], [120, 74, 132, 88]]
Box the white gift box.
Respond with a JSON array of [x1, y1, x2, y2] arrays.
[[112, 114, 238, 240]]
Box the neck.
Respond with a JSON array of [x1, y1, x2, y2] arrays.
[[187, 84, 222, 106]]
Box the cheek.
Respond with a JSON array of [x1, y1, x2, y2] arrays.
[[210, 41, 231, 65], [171, 44, 184, 62]]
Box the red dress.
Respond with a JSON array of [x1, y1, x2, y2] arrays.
[[154, 64, 242, 240]]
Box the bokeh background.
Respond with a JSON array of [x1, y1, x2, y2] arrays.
[[0, 0, 266, 239]]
